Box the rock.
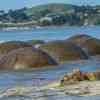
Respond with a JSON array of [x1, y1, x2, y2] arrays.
[[67, 34, 92, 45], [84, 72, 96, 81], [61, 69, 83, 86], [27, 40, 45, 46], [95, 70, 100, 80], [61, 69, 98, 86], [67, 34, 100, 56], [40, 40, 88, 63], [0, 47, 57, 70], [0, 41, 32, 57]]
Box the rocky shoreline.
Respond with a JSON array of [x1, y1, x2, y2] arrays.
[[0, 34, 99, 70]]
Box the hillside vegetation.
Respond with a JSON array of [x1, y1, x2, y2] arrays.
[[0, 3, 100, 27]]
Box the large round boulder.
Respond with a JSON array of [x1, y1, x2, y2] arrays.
[[67, 34, 100, 56], [0, 47, 57, 70], [40, 40, 88, 63], [0, 41, 32, 57]]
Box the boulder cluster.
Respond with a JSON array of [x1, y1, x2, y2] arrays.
[[0, 34, 99, 70], [61, 69, 100, 86]]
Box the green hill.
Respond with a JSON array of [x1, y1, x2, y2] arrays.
[[24, 3, 75, 20], [25, 3, 74, 14], [0, 3, 100, 27]]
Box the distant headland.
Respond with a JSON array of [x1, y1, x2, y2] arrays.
[[0, 3, 100, 30]]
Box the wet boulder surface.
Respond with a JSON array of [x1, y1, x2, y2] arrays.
[[0, 47, 57, 70], [67, 34, 100, 56], [40, 40, 88, 63], [0, 41, 32, 58]]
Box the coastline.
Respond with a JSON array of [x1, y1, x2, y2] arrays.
[[0, 26, 36, 32], [0, 23, 96, 32]]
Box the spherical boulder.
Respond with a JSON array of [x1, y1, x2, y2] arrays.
[[0, 47, 57, 70], [40, 40, 88, 63], [67, 34, 100, 56], [0, 41, 32, 57]]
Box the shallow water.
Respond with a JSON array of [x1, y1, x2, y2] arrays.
[[0, 57, 100, 100], [0, 26, 100, 99]]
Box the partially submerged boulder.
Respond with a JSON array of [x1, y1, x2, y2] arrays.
[[0, 41, 32, 57], [67, 34, 100, 56], [40, 41, 88, 63], [0, 47, 57, 70]]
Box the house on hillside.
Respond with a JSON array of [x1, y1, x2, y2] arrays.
[[39, 13, 67, 25]]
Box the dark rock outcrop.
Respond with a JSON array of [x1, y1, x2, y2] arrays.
[[67, 34, 100, 56], [40, 40, 88, 63], [0, 47, 57, 70]]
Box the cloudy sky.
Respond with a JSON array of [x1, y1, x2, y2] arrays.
[[0, 0, 100, 10]]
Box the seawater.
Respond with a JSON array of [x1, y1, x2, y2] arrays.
[[0, 58, 100, 100], [0, 26, 100, 99], [0, 26, 100, 42]]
